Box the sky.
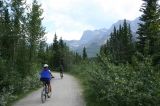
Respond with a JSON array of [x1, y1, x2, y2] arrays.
[[27, 0, 143, 43]]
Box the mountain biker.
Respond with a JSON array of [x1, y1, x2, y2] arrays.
[[60, 59, 64, 78], [40, 64, 53, 95], [60, 64, 64, 78]]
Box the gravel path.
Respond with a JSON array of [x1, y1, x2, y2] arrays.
[[13, 73, 86, 106]]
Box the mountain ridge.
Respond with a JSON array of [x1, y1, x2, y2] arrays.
[[65, 17, 140, 57]]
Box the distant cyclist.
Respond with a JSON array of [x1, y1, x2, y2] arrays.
[[60, 59, 64, 79], [40, 64, 53, 95]]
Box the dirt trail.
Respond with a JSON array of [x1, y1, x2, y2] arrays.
[[13, 73, 86, 106]]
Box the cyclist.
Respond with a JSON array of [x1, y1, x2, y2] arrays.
[[60, 59, 64, 78], [60, 64, 64, 78], [40, 64, 53, 96]]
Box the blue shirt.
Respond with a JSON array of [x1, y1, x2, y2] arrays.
[[40, 69, 51, 80]]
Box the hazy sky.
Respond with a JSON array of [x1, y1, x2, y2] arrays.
[[28, 0, 143, 43]]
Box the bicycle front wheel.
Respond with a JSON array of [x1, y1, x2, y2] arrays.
[[41, 88, 46, 103]]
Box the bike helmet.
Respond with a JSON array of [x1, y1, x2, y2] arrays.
[[43, 64, 48, 68]]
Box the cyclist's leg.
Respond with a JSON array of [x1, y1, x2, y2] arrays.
[[49, 81, 51, 92], [46, 80, 51, 93], [41, 78, 50, 93], [46, 81, 51, 98], [40, 78, 45, 85]]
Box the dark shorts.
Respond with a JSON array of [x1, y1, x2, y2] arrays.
[[40, 78, 50, 84]]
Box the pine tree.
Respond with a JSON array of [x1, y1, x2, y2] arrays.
[[121, 20, 134, 63], [38, 39, 47, 65], [0, 0, 49, 104], [137, 0, 160, 61], [1, 8, 10, 59], [53, 33, 59, 50], [0, 0, 3, 57], [59, 37, 65, 57], [10, 0, 30, 76], [59, 37, 65, 67], [100, 20, 134, 64], [52, 33, 60, 69], [74, 52, 82, 64], [28, 0, 45, 62], [83, 47, 87, 60], [11, 0, 24, 63]]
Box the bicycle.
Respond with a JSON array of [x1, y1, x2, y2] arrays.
[[60, 65, 64, 79], [41, 82, 51, 103], [60, 72, 63, 79]]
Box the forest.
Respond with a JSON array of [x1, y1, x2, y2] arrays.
[[0, 0, 160, 106], [70, 0, 160, 105]]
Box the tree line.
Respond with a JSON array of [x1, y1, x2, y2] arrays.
[[71, 0, 160, 105], [0, 0, 46, 105], [100, 20, 134, 64], [44, 33, 84, 72], [0, 0, 83, 105]]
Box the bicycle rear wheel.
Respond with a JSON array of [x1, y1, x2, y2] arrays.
[[60, 72, 63, 79], [41, 88, 46, 103]]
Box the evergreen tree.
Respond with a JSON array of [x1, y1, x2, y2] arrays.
[[58, 37, 73, 71], [11, 0, 25, 63], [38, 39, 47, 65], [83, 47, 87, 60], [52, 33, 60, 69], [136, 0, 160, 63], [11, 0, 29, 76], [1, 8, 11, 59], [100, 20, 134, 64], [28, 0, 45, 62], [121, 20, 134, 63], [59, 37, 65, 68], [0, 0, 3, 56], [0, 0, 48, 104], [59, 37, 65, 57], [74, 52, 82, 64]]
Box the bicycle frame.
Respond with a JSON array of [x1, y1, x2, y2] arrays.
[[41, 82, 48, 103]]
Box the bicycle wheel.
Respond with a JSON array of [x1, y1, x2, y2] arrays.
[[45, 85, 52, 98], [48, 90, 52, 98], [60, 73, 63, 79], [41, 88, 46, 103]]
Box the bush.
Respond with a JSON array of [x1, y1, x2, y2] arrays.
[[0, 60, 41, 106], [85, 56, 160, 106]]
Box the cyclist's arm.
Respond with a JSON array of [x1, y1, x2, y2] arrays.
[[49, 70, 54, 78]]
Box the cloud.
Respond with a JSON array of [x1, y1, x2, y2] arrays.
[[42, 12, 95, 41], [32, 0, 143, 41], [44, 33, 53, 44], [45, 31, 83, 44], [94, 0, 143, 20]]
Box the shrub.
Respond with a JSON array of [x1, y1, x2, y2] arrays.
[[0, 60, 41, 105], [86, 56, 160, 106]]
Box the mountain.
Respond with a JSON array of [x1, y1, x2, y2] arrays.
[[66, 18, 140, 57]]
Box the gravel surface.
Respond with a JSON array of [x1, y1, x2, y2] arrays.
[[13, 73, 86, 106]]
